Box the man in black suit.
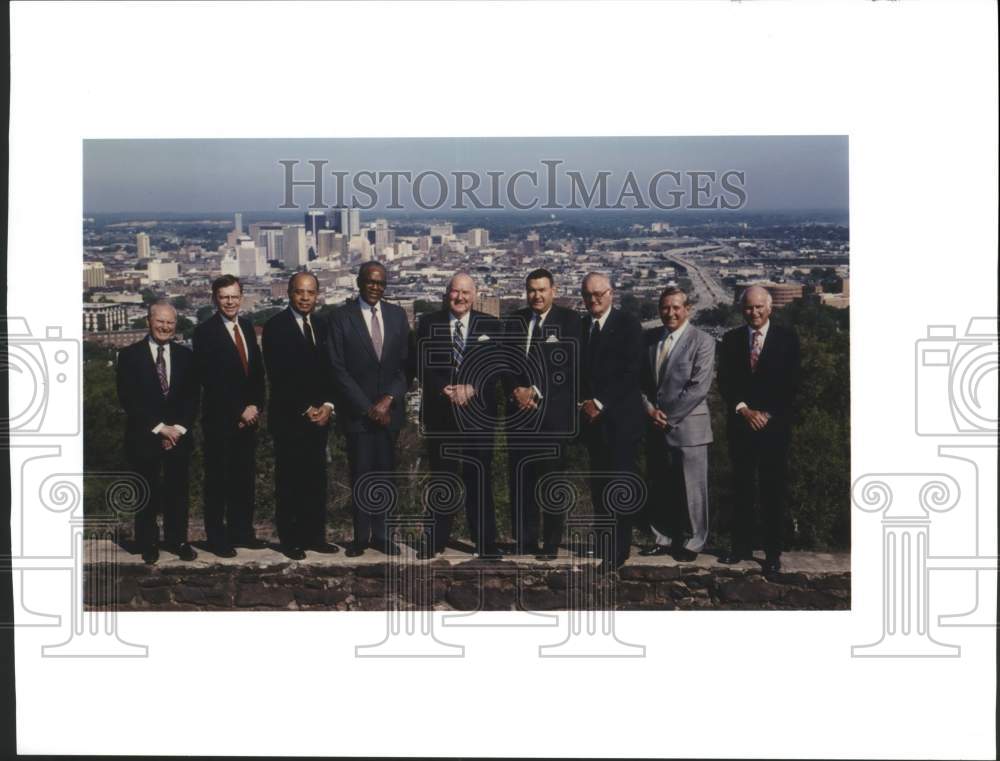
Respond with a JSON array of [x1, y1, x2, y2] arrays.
[[503, 268, 582, 558], [578, 273, 646, 568], [262, 272, 340, 560], [192, 274, 267, 557], [116, 301, 199, 564], [718, 284, 801, 574], [327, 261, 413, 557], [415, 272, 504, 559]]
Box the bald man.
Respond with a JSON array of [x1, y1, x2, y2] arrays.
[[116, 301, 199, 564], [718, 285, 800, 574], [415, 272, 504, 559]]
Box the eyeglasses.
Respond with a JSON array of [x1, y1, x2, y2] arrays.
[[582, 289, 611, 301]]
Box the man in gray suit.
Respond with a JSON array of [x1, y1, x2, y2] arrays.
[[639, 286, 716, 562]]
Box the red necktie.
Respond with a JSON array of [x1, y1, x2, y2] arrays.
[[233, 323, 249, 375]]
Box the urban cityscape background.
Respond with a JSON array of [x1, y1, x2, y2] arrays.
[[83, 203, 850, 551]]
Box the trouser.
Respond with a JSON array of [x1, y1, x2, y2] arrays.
[[346, 429, 398, 546], [646, 437, 710, 552], [584, 424, 641, 562], [508, 439, 568, 551], [274, 431, 328, 549], [202, 425, 257, 546], [130, 449, 191, 549], [425, 436, 497, 552], [730, 440, 789, 559]]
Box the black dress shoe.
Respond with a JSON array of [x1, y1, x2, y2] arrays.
[[306, 543, 341, 555], [281, 546, 306, 561], [344, 544, 366, 558], [170, 543, 197, 562], [762, 557, 782, 574], [718, 550, 750, 565], [141, 547, 159, 565], [209, 543, 237, 558], [672, 546, 698, 563], [535, 546, 559, 560], [639, 544, 673, 557]]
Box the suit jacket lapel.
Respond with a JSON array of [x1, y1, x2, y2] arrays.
[[350, 299, 379, 362], [664, 325, 695, 377]]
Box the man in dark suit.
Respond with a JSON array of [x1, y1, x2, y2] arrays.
[[116, 301, 199, 564], [503, 268, 582, 558], [718, 284, 801, 574], [578, 272, 646, 568], [192, 274, 267, 557], [639, 286, 716, 563], [326, 261, 413, 557], [415, 272, 504, 560], [262, 272, 340, 560]]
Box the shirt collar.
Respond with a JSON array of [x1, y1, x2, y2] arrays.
[[663, 318, 690, 342], [591, 307, 612, 331], [748, 320, 771, 340], [532, 306, 552, 325], [147, 335, 170, 350], [290, 307, 312, 326], [450, 311, 470, 329], [220, 313, 239, 328], [360, 297, 380, 314]]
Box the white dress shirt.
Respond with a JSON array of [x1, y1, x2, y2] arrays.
[[291, 308, 334, 410], [586, 307, 613, 410], [359, 299, 383, 339], [735, 319, 771, 413], [147, 337, 187, 436], [525, 307, 552, 400]]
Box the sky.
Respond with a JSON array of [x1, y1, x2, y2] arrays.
[[83, 136, 848, 215]]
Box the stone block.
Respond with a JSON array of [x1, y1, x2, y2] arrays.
[[140, 587, 174, 605], [718, 577, 782, 603], [446, 582, 484, 611], [815, 574, 851, 591], [174, 585, 233, 607], [235, 584, 294, 608], [520, 587, 567, 610], [780, 588, 846, 610], [618, 565, 681, 581]]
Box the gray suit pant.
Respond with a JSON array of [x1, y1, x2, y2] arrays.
[[651, 443, 709, 552]]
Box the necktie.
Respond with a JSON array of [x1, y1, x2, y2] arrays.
[[526, 315, 540, 356], [655, 332, 674, 378], [156, 344, 169, 397], [303, 315, 315, 348], [370, 305, 383, 359], [588, 319, 601, 369], [750, 330, 763, 371], [452, 320, 465, 368], [232, 322, 249, 375]]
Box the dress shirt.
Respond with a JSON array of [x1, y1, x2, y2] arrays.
[[449, 311, 470, 343], [586, 307, 613, 410], [644, 318, 691, 414], [359, 299, 383, 340], [525, 307, 552, 400], [735, 319, 771, 413], [147, 337, 187, 436], [291, 308, 334, 410]]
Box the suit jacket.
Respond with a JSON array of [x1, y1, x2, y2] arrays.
[[116, 338, 199, 460], [502, 304, 582, 436], [580, 308, 646, 445], [641, 322, 716, 448], [262, 307, 334, 440], [326, 298, 413, 433], [416, 308, 502, 436], [718, 322, 800, 445], [192, 312, 266, 432]]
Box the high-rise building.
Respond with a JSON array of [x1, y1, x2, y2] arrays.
[[373, 219, 394, 250], [282, 225, 308, 268], [349, 209, 361, 237], [330, 207, 362, 237], [237, 243, 268, 277], [466, 228, 490, 247], [220, 253, 240, 277], [254, 224, 284, 261], [305, 210, 327, 238], [147, 259, 179, 281], [234, 212, 243, 234], [83, 303, 129, 332], [82, 261, 106, 288], [316, 229, 346, 259], [136, 232, 151, 259]]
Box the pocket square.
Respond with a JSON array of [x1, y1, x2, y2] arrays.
[[545, 334, 559, 343], [477, 334, 490, 342]]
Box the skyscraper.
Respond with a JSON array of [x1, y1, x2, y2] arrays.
[[282, 225, 308, 268], [304, 210, 326, 238], [136, 232, 151, 259], [234, 212, 243, 234]]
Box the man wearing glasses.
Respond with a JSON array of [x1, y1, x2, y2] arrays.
[[577, 272, 646, 568], [326, 261, 413, 556], [192, 275, 267, 557]]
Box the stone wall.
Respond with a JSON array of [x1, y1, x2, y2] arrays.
[[86, 545, 850, 611]]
